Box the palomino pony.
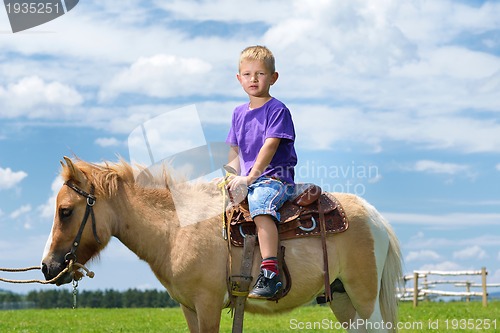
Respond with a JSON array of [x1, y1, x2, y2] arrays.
[[42, 157, 402, 332]]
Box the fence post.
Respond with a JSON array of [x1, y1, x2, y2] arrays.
[[423, 275, 428, 302], [481, 267, 487, 307], [465, 281, 471, 303], [413, 272, 419, 308]]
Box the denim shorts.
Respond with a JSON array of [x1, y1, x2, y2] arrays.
[[247, 176, 294, 221]]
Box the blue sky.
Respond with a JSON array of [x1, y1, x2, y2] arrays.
[[1, 0, 499, 296]]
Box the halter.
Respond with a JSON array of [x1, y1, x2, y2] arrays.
[[64, 180, 101, 263]]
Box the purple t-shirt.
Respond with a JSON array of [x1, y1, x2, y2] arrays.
[[226, 97, 297, 185]]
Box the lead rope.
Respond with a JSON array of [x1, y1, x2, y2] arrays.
[[0, 261, 94, 284], [1, 261, 94, 310]]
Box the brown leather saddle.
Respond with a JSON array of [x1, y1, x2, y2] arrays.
[[226, 183, 349, 303], [228, 184, 349, 247]]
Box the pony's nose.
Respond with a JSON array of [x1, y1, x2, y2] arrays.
[[41, 262, 49, 279]]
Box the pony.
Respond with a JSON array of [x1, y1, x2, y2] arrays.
[[41, 157, 402, 332]]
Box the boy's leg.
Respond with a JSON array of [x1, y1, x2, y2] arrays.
[[248, 215, 282, 299], [253, 214, 279, 259], [247, 178, 291, 299]]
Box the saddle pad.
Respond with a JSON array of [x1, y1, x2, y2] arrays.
[[228, 193, 349, 247]]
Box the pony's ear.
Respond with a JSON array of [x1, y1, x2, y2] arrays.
[[61, 156, 87, 184]]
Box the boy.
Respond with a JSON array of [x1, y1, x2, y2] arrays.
[[225, 45, 297, 299]]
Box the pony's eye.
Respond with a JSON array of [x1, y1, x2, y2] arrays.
[[59, 208, 73, 219]]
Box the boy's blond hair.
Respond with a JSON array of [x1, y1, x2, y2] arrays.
[[239, 45, 275, 73]]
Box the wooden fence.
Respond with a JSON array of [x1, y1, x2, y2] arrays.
[[400, 267, 500, 307]]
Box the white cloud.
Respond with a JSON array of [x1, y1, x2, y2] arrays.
[[38, 176, 64, 219], [0, 235, 49, 262], [0, 76, 83, 118], [496, 163, 500, 171], [290, 103, 500, 153], [394, 1, 500, 46], [431, 198, 500, 207], [7, 205, 33, 230], [411, 160, 470, 175], [392, 159, 477, 184], [128, 105, 209, 166], [257, 1, 500, 154], [368, 173, 382, 184], [0, 1, 497, 156], [393, 46, 500, 80], [453, 245, 487, 260], [156, 0, 292, 23], [418, 261, 462, 272], [0, 167, 27, 190], [95, 137, 122, 147], [406, 250, 441, 262], [100, 54, 212, 100], [265, 0, 418, 75], [385, 212, 500, 227], [0, 3, 185, 64], [262, 1, 500, 100], [404, 235, 500, 256], [9, 205, 32, 219]]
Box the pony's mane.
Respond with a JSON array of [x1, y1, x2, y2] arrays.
[[62, 159, 135, 198], [62, 159, 219, 198]]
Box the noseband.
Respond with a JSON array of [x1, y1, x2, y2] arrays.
[[64, 180, 101, 263]]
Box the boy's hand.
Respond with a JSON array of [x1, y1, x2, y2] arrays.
[[225, 175, 249, 205], [226, 175, 250, 191]]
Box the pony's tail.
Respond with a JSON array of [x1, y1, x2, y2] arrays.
[[379, 222, 403, 332]]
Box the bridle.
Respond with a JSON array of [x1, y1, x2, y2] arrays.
[[64, 180, 102, 263]]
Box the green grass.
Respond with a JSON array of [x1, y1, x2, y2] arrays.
[[0, 301, 498, 332]]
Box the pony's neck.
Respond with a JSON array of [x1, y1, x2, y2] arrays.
[[113, 185, 178, 259], [112, 182, 222, 280]]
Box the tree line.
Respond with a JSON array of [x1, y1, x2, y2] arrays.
[[0, 289, 179, 309]]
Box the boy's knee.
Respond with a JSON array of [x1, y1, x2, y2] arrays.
[[254, 214, 276, 225]]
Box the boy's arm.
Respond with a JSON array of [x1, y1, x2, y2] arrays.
[[247, 137, 281, 184], [226, 146, 241, 175], [227, 138, 280, 190]]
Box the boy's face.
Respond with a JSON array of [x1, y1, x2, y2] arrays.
[[237, 59, 278, 99]]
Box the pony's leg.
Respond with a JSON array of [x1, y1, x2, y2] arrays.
[[364, 299, 389, 333], [349, 243, 390, 332], [363, 215, 392, 333], [339, 205, 392, 332], [181, 302, 223, 333], [181, 304, 200, 333], [195, 304, 223, 333], [330, 293, 387, 333], [330, 292, 356, 325], [349, 215, 392, 332], [335, 220, 391, 332], [346, 307, 388, 333]]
